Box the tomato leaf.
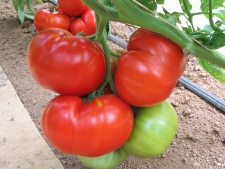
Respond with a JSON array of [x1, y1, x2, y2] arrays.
[[214, 10, 225, 21], [18, 6, 25, 23], [209, 32, 225, 49], [135, 0, 158, 12], [179, 0, 192, 16], [159, 8, 183, 26], [12, 0, 24, 12], [156, 0, 164, 5], [26, 0, 35, 14], [201, 0, 225, 13], [198, 58, 225, 83], [23, 12, 35, 20], [13, 0, 42, 23], [187, 25, 225, 49]]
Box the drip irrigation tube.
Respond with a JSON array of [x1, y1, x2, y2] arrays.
[[109, 34, 225, 113], [49, 0, 225, 114]]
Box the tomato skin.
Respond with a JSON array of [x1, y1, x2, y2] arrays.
[[115, 29, 186, 107], [123, 101, 178, 158], [41, 94, 134, 157], [34, 9, 71, 32], [70, 9, 96, 36], [58, 0, 89, 16], [26, 28, 106, 95], [78, 147, 129, 169], [128, 29, 186, 79]]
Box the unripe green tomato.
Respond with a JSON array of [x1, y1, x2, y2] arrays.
[[123, 101, 178, 158], [78, 146, 129, 169]]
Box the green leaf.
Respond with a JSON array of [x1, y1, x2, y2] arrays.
[[179, 0, 192, 16], [26, 0, 35, 14], [209, 32, 225, 49], [136, 0, 158, 12], [203, 24, 214, 34], [182, 26, 193, 34], [12, 0, 18, 12], [12, 0, 23, 12], [214, 10, 225, 21], [20, 0, 24, 11], [160, 8, 183, 26], [156, 0, 164, 4], [18, 6, 25, 23], [198, 58, 225, 83], [23, 12, 35, 20], [201, 0, 225, 13]]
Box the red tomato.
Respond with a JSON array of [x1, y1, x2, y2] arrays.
[[34, 8, 71, 32], [70, 9, 96, 36], [41, 94, 134, 157], [58, 0, 89, 16], [26, 28, 106, 95], [115, 29, 186, 107]]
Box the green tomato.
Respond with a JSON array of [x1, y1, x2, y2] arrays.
[[123, 101, 178, 158], [78, 146, 129, 169]]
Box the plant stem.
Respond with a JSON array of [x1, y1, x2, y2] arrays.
[[182, 0, 195, 31], [110, 50, 120, 58], [92, 33, 116, 96], [208, 0, 223, 32], [95, 15, 108, 42]]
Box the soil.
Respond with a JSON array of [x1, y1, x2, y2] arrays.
[[1, 1, 225, 169]]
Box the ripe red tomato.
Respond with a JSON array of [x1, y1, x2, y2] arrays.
[[58, 0, 89, 16], [40, 94, 134, 157], [34, 8, 71, 32], [123, 101, 178, 158], [115, 28, 186, 107], [70, 9, 96, 36], [26, 28, 106, 95]]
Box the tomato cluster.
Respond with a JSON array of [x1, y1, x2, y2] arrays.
[[27, 2, 187, 167], [34, 0, 96, 36]]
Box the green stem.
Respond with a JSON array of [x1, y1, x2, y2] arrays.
[[101, 33, 117, 94], [86, 34, 96, 40], [95, 15, 108, 42], [110, 50, 120, 58], [182, 0, 195, 31], [208, 0, 223, 32], [87, 32, 116, 100]]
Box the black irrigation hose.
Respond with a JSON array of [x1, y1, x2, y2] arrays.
[[49, 0, 57, 5], [109, 34, 225, 113], [49, 0, 225, 114]]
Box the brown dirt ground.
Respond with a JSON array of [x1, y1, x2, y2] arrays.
[[1, 1, 225, 169]]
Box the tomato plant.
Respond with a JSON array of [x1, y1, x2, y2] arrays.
[[70, 9, 96, 36], [26, 28, 106, 95], [78, 147, 129, 169], [16, 0, 225, 168], [57, 0, 89, 16], [41, 94, 134, 157], [123, 101, 178, 158], [34, 8, 71, 32], [115, 28, 186, 107]]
